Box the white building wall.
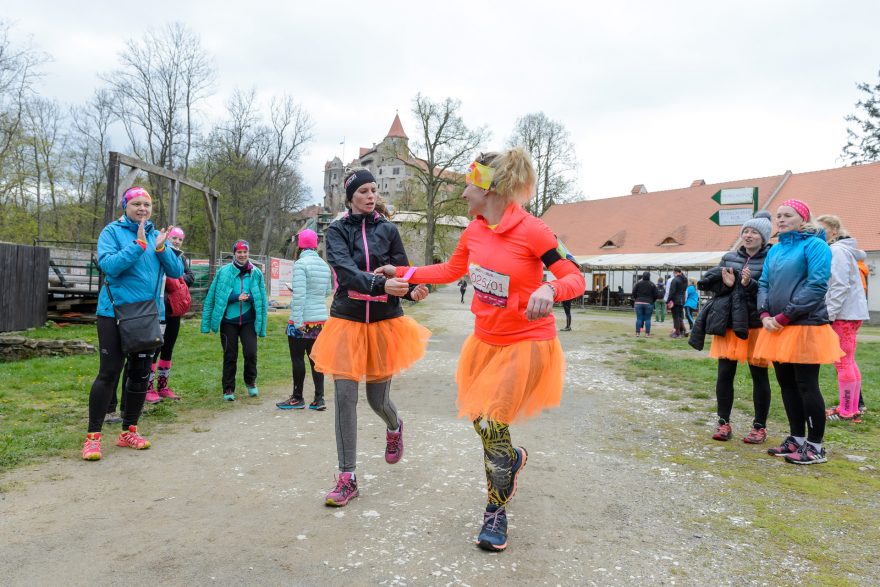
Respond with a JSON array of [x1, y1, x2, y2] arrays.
[[867, 251, 880, 324]]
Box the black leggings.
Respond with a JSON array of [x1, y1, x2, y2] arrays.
[[220, 321, 258, 393], [287, 336, 324, 401], [671, 305, 685, 334], [774, 362, 825, 444], [562, 300, 572, 329], [88, 316, 153, 433], [715, 358, 771, 427], [158, 315, 181, 361]]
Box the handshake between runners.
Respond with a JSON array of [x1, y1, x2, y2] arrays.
[[374, 265, 429, 301]]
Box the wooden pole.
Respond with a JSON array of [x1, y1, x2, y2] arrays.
[[103, 152, 120, 225]]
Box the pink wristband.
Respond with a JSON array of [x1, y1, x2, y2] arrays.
[[402, 267, 417, 280]]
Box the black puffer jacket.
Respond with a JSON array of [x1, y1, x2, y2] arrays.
[[688, 245, 770, 350], [325, 211, 414, 323]]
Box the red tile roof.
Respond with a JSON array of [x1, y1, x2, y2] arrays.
[[387, 114, 408, 139], [542, 162, 880, 255]]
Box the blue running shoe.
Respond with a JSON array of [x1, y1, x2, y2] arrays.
[[476, 505, 508, 552], [247, 386, 259, 397], [276, 397, 305, 410], [223, 391, 235, 402]]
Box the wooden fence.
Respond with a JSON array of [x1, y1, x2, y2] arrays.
[[0, 243, 49, 332]]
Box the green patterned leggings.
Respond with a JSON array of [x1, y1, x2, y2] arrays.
[[474, 417, 517, 506]]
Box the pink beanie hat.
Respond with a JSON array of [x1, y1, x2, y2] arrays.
[[168, 227, 185, 239], [297, 229, 318, 249], [121, 186, 151, 208]]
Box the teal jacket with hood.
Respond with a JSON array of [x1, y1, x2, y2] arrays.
[[200, 261, 268, 336]]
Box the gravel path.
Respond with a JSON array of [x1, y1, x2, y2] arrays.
[[1, 286, 799, 586]]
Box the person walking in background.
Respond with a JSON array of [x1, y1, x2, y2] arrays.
[[145, 226, 194, 404], [276, 229, 334, 411], [667, 267, 688, 338], [684, 278, 699, 331], [200, 240, 268, 401], [633, 271, 661, 337], [754, 200, 844, 465], [376, 148, 586, 552], [458, 278, 468, 303], [560, 297, 573, 331], [654, 277, 666, 322], [309, 168, 431, 508], [82, 186, 183, 461], [699, 211, 773, 443], [817, 214, 870, 422]]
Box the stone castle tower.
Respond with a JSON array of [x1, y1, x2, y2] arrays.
[[323, 114, 414, 213]]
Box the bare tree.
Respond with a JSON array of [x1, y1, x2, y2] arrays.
[[392, 94, 487, 264], [257, 94, 313, 256], [25, 97, 67, 236], [0, 21, 46, 204], [842, 68, 880, 164], [102, 22, 214, 222], [69, 88, 115, 237], [507, 112, 579, 217]]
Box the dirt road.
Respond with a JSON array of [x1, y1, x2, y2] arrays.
[[2, 286, 787, 585]]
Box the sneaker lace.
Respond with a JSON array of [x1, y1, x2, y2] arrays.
[[387, 432, 401, 453], [84, 438, 100, 451], [334, 476, 353, 495], [483, 507, 506, 532]]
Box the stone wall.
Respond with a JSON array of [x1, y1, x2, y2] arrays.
[[0, 335, 96, 362]]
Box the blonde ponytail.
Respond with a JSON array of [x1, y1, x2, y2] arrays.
[[483, 147, 537, 205]]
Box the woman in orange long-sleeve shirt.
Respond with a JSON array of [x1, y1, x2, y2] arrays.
[[377, 148, 585, 552]]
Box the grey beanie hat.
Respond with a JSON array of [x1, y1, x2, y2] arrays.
[[741, 210, 772, 244]]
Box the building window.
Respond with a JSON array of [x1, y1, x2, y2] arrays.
[[393, 167, 400, 175], [331, 174, 336, 180], [379, 168, 383, 175]]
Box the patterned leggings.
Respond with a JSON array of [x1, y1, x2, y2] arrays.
[[831, 320, 862, 416], [474, 418, 517, 506]]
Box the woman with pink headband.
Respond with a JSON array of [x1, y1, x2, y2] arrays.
[[82, 186, 183, 461], [143, 226, 195, 403], [753, 198, 844, 465]]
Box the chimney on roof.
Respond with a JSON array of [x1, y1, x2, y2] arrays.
[[631, 184, 647, 195], [691, 179, 706, 187]]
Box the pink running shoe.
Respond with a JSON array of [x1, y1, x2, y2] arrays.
[[145, 389, 162, 404], [742, 427, 767, 444], [82, 432, 102, 461], [116, 425, 151, 450], [712, 422, 732, 441], [157, 387, 180, 400], [385, 419, 404, 464], [325, 472, 359, 507]]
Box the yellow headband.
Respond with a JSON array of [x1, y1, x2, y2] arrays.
[[466, 161, 495, 190]]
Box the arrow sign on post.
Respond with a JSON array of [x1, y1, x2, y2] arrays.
[[710, 207, 756, 226], [711, 187, 758, 208]]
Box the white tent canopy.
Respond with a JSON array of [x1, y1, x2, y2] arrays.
[[576, 251, 726, 270]]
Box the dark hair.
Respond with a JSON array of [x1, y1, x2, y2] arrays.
[[641, 271, 650, 281], [673, 267, 682, 273]]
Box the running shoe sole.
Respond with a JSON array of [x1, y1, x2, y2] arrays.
[[276, 402, 305, 410], [477, 539, 507, 552], [325, 490, 359, 507], [309, 404, 327, 411]]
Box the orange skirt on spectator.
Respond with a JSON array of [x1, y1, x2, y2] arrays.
[[709, 328, 769, 367], [455, 335, 565, 425], [752, 324, 844, 365], [310, 316, 431, 381]]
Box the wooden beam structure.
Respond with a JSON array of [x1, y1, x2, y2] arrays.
[[103, 151, 221, 279]]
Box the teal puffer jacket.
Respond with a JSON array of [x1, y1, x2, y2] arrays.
[[201, 262, 268, 336], [289, 250, 333, 328]]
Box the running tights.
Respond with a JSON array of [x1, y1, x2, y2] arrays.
[[715, 358, 771, 428], [774, 362, 825, 444], [334, 378, 399, 472], [831, 320, 863, 417], [474, 418, 517, 506]]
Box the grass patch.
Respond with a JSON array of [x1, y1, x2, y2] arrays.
[[0, 313, 298, 472], [608, 317, 880, 585]]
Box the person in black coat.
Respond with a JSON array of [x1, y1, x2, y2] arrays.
[[698, 212, 773, 444], [667, 268, 688, 337], [632, 271, 661, 336]]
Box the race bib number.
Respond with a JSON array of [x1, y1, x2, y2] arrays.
[[469, 263, 510, 308]]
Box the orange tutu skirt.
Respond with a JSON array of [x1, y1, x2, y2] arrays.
[[752, 324, 844, 365], [310, 316, 431, 381], [455, 335, 565, 425], [709, 328, 768, 367]]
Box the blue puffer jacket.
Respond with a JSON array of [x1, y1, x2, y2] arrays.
[[289, 249, 333, 328], [200, 262, 268, 336], [97, 216, 184, 320], [758, 228, 832, 325]]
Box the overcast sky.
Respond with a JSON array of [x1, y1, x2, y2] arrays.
[[6, 1, 880, 206]]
